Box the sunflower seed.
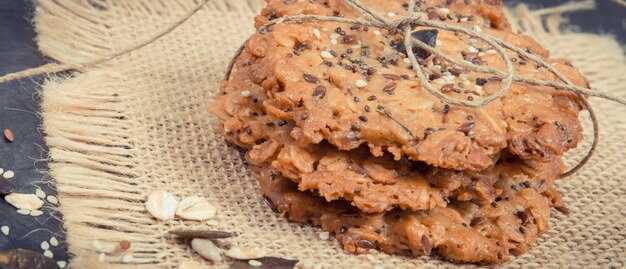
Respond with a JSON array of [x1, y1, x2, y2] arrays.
[[191, 238, 222, 262]]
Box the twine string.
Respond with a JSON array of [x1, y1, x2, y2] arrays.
[[0, 0, 622, 177]]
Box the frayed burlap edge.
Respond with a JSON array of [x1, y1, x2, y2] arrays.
[[34, 0, 625, 268]]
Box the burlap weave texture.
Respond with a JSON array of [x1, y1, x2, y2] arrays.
[[34, 0, 624, 268]]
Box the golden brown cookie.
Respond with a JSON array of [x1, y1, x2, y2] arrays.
[[254, 154, 566, 264], [210, 68, 564, 214], [225, 0, 587, 171]]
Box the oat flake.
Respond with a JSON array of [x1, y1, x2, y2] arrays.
[[145, 190, 179, 221]]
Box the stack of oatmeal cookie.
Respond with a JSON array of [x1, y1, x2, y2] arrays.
[[210, 0, 588, 264]]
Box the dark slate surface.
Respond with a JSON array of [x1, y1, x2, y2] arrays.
[[0, 0, 623, 265], [0, 0, 69, 266]]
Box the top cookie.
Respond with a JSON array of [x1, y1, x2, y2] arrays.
[[233, 0, 587, 171]]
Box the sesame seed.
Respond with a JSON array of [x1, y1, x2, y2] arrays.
[[41, 241, 50, 250], [99, 253, 106, 262], [387, 12, 396, 17], [330, 39, 338, 45], [1, 225, 9, 236], [468, 46, 478, 53], [241, 90, 251, 97], [249, 260, 263, 267], [436, 39, 443, 46], [123, 254, 134, 263], [355, 79, 368, 88], [373, 30, 381, 35], [433, 78, 446, 85], [320, 51, 334, 59], [57, 261, 67, 268], [319, 231, 330, 240], [313, 29, 321, 39]]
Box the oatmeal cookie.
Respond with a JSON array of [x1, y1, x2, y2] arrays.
[[227, 0, 588, 171], [254, 155, 566, 264]]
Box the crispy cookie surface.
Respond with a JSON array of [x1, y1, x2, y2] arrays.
[[254, 154, 565, 264], [231, 0, 588, 171], [211, 68, 564, 214]]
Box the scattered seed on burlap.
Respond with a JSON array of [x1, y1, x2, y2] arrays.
[[122, 254, 134, 263], [119, 240, 131, 250], [191, 238, 222, 262], [169, 228, 234, 239], [225, 246, 266, 260], [175, 196, 216, 221], [145, 190, 179, 221]]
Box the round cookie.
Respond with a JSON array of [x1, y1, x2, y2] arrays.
[[210, 68, 564, 213], [253, 155, 566, 264], [227, 0, 587, 171]]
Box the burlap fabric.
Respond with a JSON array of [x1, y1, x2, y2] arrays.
[[33, 0, 624, 268]]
